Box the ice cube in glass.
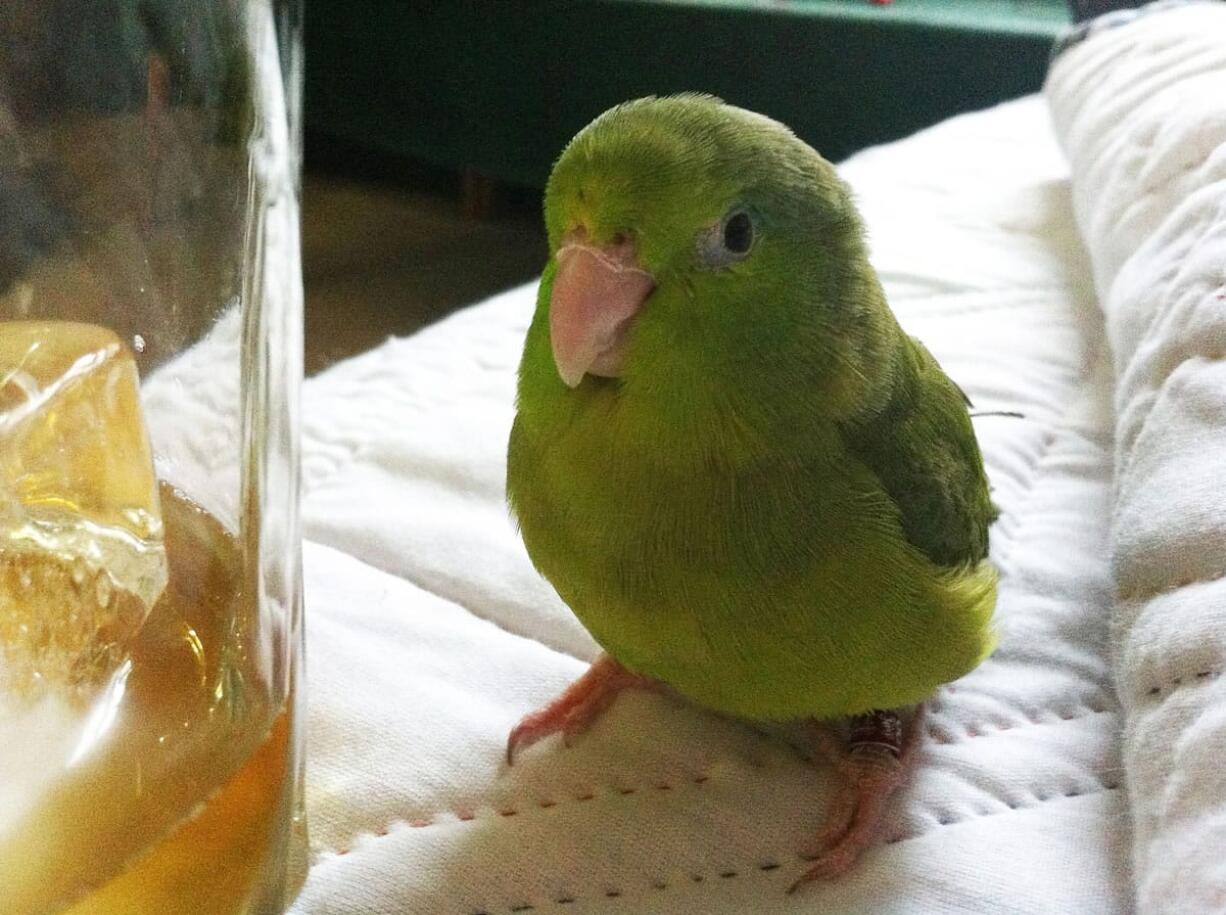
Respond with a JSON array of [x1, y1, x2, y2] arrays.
[[0, 321, 167, 697]]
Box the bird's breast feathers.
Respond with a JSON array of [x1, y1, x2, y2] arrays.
[[510, 422, 995, 721]]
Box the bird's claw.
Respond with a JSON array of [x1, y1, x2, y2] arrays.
[[505, 705, 595, 765], [505, 719, 548, 766], [789, 708, 925, 893], [504, 655, 649, 767]]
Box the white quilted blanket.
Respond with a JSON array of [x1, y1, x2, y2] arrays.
[[287, 98, 1129, 913], [1048, 4, 1226, 912], [142, 7, 1226, 909]]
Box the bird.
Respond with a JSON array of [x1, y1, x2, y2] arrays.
[[503, 94, 997, 890]]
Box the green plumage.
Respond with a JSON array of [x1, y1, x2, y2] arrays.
[[507, 95, 996, 721]]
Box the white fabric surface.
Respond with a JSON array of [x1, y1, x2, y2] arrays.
[[283, 95, 1133, 914], [134, 89, 1164, 912], [1046, 4, 1226, 913]]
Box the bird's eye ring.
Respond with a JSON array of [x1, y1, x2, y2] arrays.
[[698, 209, 756, 268]]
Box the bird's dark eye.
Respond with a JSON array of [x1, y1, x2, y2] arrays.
[[697, 209, 756, 268], [723, 211, 753, 254]]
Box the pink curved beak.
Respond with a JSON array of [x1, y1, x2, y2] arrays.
[[549, 228, 655, 387]]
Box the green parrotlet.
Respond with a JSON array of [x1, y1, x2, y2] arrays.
[[504, 94, 997, 889]]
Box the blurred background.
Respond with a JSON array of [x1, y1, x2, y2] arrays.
[[303, 0, 1069, 372]]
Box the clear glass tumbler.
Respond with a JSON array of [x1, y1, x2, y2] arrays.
[[0, 2, 306, 912]]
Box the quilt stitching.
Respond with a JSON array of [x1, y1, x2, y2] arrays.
[[320, 785, 1123, 914]]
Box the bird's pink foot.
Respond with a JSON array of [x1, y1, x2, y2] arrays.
[[789, 706, 924, 893], [506, 654, 655, 765]]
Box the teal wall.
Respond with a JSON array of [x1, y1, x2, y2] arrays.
[[306, 0, 1068, 185]]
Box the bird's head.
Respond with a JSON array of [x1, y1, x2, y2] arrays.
[[536, 95, 879, 425]]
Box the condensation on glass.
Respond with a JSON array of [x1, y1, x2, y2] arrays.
[[0, 2, 306, 913]]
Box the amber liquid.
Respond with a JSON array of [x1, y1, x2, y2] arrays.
[[0, 486, 298, 915]]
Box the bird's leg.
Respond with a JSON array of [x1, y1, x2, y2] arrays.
[[506, 654, 656, 765], [790, 705, 925, 893]]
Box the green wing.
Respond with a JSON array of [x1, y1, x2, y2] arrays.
[[839, 336, 997, 568]]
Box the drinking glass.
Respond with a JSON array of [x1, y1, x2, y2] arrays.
[[0, 1, 306, 912]]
